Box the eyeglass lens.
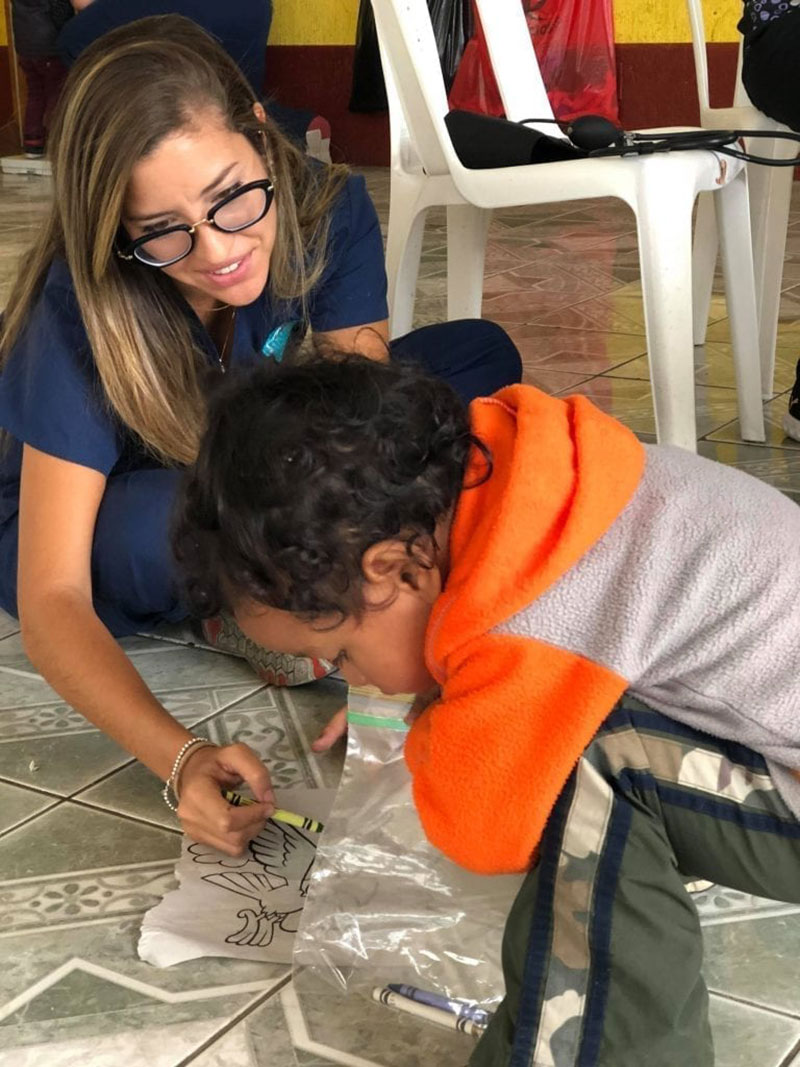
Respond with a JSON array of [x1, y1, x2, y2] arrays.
[[134, 185, 270, 266]]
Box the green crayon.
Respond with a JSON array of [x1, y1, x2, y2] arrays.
[[220, 788, 325, 833]]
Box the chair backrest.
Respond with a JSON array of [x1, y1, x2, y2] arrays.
[[370, 0, 457, 177], [372, 0, 570, 179], [685, 0, 746, 116], [472, 0, 558, 132]]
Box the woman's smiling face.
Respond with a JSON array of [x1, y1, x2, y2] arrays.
[[122, 110, 276, 320]]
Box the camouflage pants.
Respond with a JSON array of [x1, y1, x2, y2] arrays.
[[470, 698, 800, 1067]]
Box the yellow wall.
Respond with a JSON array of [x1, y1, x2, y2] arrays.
[[270, 0, 360, 46], [0, 0, 744, 51], [614, 0, 741, 44], [268, 0, 743, 47]]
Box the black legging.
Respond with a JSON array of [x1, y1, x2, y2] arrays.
[[741, 6, 800, 131]]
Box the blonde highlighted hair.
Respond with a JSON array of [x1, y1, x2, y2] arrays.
[[0, 15, 348, 466]]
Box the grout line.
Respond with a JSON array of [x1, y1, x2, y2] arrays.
[[173, 973, 292, 1066], [0, 775, 67, 801], [779, 1036, 800, 1067], [0, 798, 62, 841], [708, 987, 800, 1023], [66, 683, 269, 800], [62, 796, 183, 836]]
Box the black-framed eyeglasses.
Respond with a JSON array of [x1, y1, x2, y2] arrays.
[[116, 178, 275, 268]]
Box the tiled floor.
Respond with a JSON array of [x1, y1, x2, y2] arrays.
[[1, 164, 800, 1066]]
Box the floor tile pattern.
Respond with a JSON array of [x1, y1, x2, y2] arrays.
[[1, 165, 800, 1065]]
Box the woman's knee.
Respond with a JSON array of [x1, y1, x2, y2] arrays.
[[392, 319, 522, 402]]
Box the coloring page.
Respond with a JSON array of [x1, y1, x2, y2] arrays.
[[138, 787, 337, 966]]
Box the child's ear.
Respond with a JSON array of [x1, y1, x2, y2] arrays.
[[361, 539, 442, 605]]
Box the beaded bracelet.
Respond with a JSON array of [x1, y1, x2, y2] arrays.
[[162, 736, 213, 811]]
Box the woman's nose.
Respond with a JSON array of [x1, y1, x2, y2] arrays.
[[193, 222, 238, 266]]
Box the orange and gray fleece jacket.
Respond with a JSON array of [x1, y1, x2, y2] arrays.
[[404, 385, 800, 875]]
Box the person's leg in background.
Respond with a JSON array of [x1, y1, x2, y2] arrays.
[[471, 699, 800, 1067], [41, 55, 68, 137], [17, 56, 47, 156], [741, 8, 800, 133], [391, 319, 523, 403], [739, 8, 800, 442]]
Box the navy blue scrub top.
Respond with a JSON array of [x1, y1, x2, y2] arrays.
[[0, 173, 388, 616]]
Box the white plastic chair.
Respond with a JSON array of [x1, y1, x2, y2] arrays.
[[374, 0, 766, 451], [687, 0, 794, 399]]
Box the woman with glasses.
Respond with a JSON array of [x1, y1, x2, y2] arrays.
[[0, 15, 521, 856]]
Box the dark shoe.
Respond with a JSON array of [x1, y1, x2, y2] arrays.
[[23, 141, 45, 158], [783, 358, 800, 443]]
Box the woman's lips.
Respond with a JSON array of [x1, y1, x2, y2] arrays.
[[203, 250, 252, 288]]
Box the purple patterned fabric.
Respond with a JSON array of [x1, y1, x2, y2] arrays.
[[743, 0, 800, 31]]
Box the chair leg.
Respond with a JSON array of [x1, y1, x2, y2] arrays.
[[635, 175, 699, 452], [747, 137, 794, 398], [386, 178, 429, 340], [445, 204, 491, 321], [715, 169, 766, 443], [691, 192, 718, 346]]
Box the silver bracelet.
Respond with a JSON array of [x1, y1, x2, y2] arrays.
[[162, 736, 212, 811]]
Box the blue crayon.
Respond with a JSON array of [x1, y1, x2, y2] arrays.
[[388, 983, 492, 1026]]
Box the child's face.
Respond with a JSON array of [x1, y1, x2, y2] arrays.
[[234, 542, 444, 695]]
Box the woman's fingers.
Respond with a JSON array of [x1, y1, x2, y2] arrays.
[[176, 743, 274, 854], [213, 742, 275, 807]]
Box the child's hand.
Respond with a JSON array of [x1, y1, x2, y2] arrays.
[[311, 706, 348, 752], [176, 742, 274, 856]]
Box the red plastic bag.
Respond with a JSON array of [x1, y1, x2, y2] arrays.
[[449, 0, 618, 124]]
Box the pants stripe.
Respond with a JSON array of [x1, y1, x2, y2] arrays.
[[511, 777, 575, 1067], [577, 799, 632, 1067]]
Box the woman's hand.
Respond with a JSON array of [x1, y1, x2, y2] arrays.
[[176, 742, 275, 856], [311, 705, 348, 752]]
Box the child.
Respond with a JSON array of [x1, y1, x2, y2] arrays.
[[11, 0, 70, 156], [175, 356, 800, 1067]]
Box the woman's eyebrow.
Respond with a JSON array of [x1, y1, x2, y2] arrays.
[[125, 163, 239, 223]]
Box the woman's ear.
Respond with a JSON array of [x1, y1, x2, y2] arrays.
[[361, 539, 442, 606], [253, 102, 267, 125]]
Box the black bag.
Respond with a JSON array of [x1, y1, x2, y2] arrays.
[[350, 0, 388, 113], [429, 0, 472, 92], [349, 0, 474, 113], [445, 110, 587, 168]]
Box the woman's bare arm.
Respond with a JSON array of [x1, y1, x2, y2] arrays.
[[17, 444, 273, 853]]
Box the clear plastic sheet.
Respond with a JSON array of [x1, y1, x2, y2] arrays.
[[292, 687, 522, 1066]]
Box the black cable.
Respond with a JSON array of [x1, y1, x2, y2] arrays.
[[515, 117, 800, 167]]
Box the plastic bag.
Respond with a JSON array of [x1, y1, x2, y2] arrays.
[[350, 0, 474, 111], [291, 687, 523, 1066], [449, 0, 619, 123], [429, 0, 474, 93]]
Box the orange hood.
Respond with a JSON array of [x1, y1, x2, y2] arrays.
[[405, 385, 645, 873]]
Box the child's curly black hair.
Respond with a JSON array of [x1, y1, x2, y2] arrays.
[[173, 354, 490, 621]]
